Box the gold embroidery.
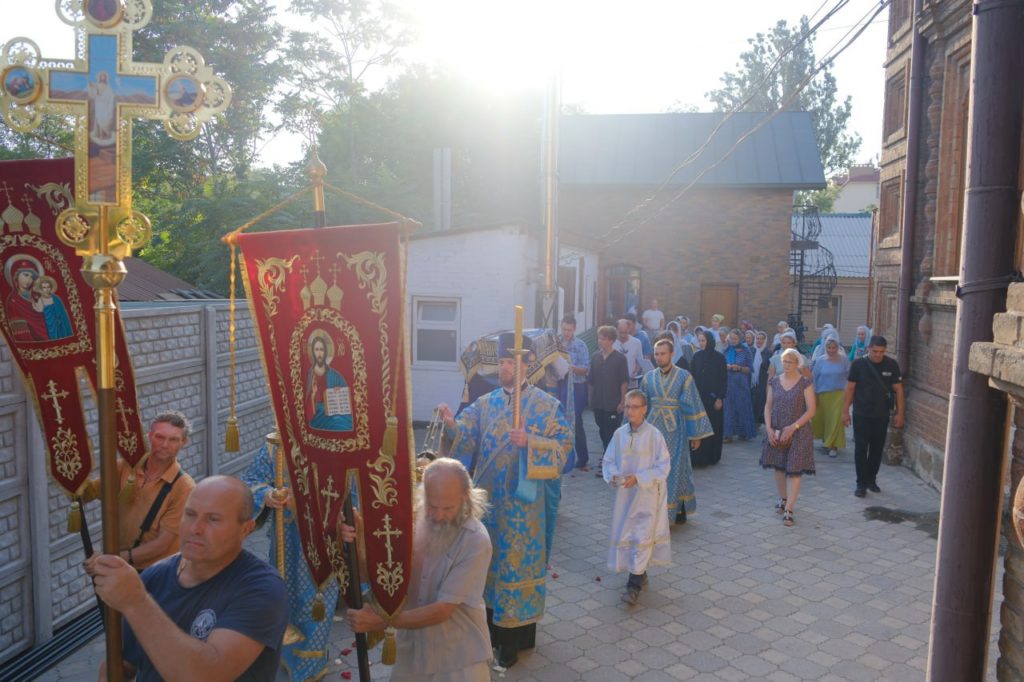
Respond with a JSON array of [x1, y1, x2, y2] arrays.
[[372, 513, 404, 597], [254, 256, 297, 318], [51, 426, 82, 480], [303, 506, 322, 570], [340, 251, 392, 414]]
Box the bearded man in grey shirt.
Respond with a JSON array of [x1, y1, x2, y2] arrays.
[[345, 457, 493, 680]]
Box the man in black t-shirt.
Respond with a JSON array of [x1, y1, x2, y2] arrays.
[[93, 476, 288, 681], [843, 336, 905, 497]]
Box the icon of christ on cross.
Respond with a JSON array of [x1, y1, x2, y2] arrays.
[[49, 34, 157, 204]]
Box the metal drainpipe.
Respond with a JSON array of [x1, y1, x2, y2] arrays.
[[926, 0, 1024, 679], [896, 0, 924, 372]]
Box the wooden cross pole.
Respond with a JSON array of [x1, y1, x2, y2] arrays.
[[1, 3, 231, 679]]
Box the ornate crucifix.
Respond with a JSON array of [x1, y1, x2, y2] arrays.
[[372, 513, 403, 567], [0, 0, 232, 258], [41, 379, 69, 425]]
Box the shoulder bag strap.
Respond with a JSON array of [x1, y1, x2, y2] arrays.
[[132, 470, 184, 549]]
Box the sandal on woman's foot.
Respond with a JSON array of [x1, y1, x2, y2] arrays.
[[774, 498, 787, 514], [782, 510, 794, 527]]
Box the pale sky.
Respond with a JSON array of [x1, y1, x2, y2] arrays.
[[1, 0, 887, 170]]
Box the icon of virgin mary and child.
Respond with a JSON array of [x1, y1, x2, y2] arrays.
[[4, 255, 73, 343]]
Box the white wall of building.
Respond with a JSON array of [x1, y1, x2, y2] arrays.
[[406, 226, 532, 421], [833, 181, 879, 213]]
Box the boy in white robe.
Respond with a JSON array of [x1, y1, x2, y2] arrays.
[[602, 389, 672, 605]]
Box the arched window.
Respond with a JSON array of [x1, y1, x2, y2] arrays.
[[605, 264, 641, 321]]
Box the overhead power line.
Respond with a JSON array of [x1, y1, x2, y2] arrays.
[[598, 0, 890, 247]]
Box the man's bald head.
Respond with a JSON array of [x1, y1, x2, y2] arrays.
[[192, 475, 254, 523]]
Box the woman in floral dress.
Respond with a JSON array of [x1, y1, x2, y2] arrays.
[[760, 348, 817, 527]]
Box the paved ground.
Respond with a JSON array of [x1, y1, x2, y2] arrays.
[[44, 413, 1002, 681]]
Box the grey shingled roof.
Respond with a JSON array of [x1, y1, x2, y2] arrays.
[[560, 112, 826, 189], [796, 212, 872, 278]]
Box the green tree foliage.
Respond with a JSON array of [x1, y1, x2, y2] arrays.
[[313, 66, 544, 230], [795, 182, 841, 213], [128, 0, 292, 294], [706, 16, 861, 174], [282, 0, 413, 185]]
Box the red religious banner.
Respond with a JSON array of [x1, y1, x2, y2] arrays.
[[237, 222, 414, 617], [0, 157, 146, 499]]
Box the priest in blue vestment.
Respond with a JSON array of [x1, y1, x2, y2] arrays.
[[641, 338, 714, 524], [242, 443, 340, 682], [440, 333, 572, 669]]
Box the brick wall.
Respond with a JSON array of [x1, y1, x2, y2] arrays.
[[0, 301, 273, 664], [562, 187, 796, 328]]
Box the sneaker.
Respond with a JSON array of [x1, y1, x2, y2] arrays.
[[828, 448, 838, 458], [621, 587, 640, 605], [854, 487, 867, 498], [867, 483, 881, 493]]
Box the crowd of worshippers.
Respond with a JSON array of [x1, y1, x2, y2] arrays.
[[80, 313, 902, 681]]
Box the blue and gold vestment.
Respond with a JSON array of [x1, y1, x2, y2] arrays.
[[640, 366, 714, 519], [446, 385, 572, 628], [242, 445, 340, 682]]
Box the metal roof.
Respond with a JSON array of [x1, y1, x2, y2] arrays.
[[118, 258, 222, 302], [796, 212, 873, 278], [560, 112, 826, 190]]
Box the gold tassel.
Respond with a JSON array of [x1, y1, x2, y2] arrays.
[[224, 416, 240, 453], [119, 473, 136, 504], [224, 239, 241, 452], [380, 627, 397, 665], [382, 416, 397, 457], [366, 629, 384, 649], [67, 500, 81, 534], [311, 592, 325, 621]]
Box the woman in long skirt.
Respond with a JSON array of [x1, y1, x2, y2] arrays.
[[811, 335, 850, 457], [722, 329, 756, 441], [760, 349, 817, 527], [690, 329, 727, 466]]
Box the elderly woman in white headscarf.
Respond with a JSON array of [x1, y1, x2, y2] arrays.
[[768, 330, 811, 381], [811, 327, 844, 365], [771, 320, 789, 350]]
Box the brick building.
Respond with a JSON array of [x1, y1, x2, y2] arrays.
[[874, 0, 1024, 677], [559, 112, 826, 329]]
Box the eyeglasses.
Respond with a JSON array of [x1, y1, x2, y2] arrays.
[[624, 403, 645, 410]]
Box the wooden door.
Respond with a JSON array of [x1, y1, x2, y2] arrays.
[[700, 284, 738, 328]]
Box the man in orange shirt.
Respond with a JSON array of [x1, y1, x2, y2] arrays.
[[84, 411, 196, 571]]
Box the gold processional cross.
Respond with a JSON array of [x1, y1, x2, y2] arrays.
[[0, 0, 232, 258]]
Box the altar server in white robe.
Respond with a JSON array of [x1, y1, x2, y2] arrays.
[[602, 389, 672, 606]]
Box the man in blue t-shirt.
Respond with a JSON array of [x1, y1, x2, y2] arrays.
[[93, 475, 288, 681]]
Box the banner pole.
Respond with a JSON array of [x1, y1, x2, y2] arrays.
[[308, 148, 371, 681]]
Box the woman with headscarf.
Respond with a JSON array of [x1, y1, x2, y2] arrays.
[[808, 324, 836, 362], [667, 321, 684, 366], [716, 326, 730, 353], [848, 325, 871, 361], [768, 330, 811, 381], [690, 329, 727, 467], [811, 335, 850, 457], [750, 330, 772, 427], [771, 320, 789, 350], [722, 329, 757, 442]]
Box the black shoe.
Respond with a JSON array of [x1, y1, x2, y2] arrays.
[[854, 488, 867, 498], [496, 645, 518, 668], [867, 484, 881, 493]]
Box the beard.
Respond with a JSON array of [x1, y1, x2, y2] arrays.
[[416, 506, 469, 557]]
